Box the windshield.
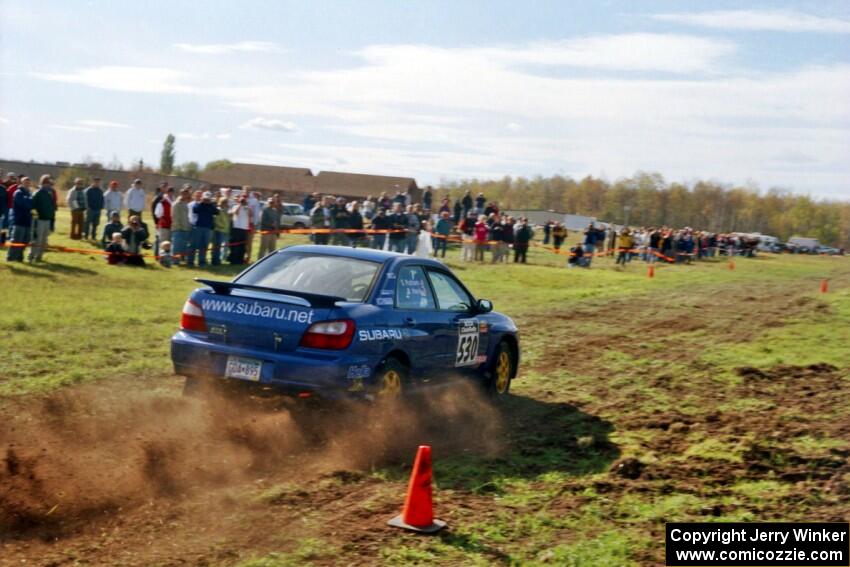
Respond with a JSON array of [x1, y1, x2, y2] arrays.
[[285, 205, 304, 215], [236, 253, 380, 302]]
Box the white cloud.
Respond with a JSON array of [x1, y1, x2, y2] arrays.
[[177, 132, 211, 140], [78, 119, 130, 129], [49, 124, 96, 133], [174, 41, 279, 54], [652, 10, 850, 33], [32, 66, 193, 93], [240, 117, 298, 132]]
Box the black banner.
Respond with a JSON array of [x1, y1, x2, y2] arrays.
[[666, 522, 849, 566]]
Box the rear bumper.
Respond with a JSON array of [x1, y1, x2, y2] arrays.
[[170, 331, 375, 398]]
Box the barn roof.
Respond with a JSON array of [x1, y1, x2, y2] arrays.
[[314, 171, 418, 198], [200, 163, 314, 192]]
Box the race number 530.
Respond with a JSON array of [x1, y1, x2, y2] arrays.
[[456, 319, 479, 367]]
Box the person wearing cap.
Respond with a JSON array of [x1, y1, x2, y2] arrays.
[[66, 177, 86, 239], [29, 175, 56, 262], [229, 192, 252, 265], [125, 179, 146, 220], [258, 194, 281, 259], [187, 190, 218, 267], [6, 176, 32, 262], [83, 176, 104, 240], [103, 180, 123, 220]]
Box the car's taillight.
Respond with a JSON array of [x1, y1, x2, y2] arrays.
[[299, 319, 355, 350], [180, 298, 207, 332]]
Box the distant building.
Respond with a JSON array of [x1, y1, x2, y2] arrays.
[[200, 163, 314, 197], [314, 171, 420, 202]]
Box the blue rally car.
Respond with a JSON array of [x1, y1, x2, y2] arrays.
[[171, 245, 520, 399]]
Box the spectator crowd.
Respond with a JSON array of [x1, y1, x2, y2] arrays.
[[0, 170, 772, 270]]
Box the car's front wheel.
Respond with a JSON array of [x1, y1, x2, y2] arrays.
[[485, 341, 515, 397]]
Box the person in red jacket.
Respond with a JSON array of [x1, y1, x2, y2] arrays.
[[474, 214, 489, 262], [153, 186, 174, 258]]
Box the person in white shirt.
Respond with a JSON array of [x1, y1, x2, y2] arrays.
[[66, 177, 86, 239], [245, 188, 262, 262], [125, 179, 146, 220], [103, 181, 123, 221], [229, 192, 252, 265]]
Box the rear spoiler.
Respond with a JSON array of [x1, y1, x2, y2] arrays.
[[195, 279, 345, 308]]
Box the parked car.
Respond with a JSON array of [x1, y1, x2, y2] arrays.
[[786, 237, 821, 254], [280, 203, 311, 228]]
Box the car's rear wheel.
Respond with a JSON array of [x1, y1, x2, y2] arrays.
[[486, 341, 514, 397], [375, 358, 407, 398]]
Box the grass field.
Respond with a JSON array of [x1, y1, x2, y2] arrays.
[[1, 209, 849, 566]]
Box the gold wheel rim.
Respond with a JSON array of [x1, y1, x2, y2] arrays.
[[379, 369, 402, 396], [495, 351, 511, 394]]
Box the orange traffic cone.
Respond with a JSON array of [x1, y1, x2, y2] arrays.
[[728, 260, 735, 270], [820, 279, 829, 293], [648, 265, 655, 279], [388, 445, 446, 534]]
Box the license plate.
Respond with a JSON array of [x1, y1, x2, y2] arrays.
[[225, 356, 262, 381]]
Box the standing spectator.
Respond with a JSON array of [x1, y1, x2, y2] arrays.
[[616, 228, 633, 266], [310, 196, 333, 245], [387, 203, 407, 253], [378, 191, 392, 211], [246, 189, 262, 262], [473, 215, 488, 261], [583, 224, 599, 267], [459, 211, 476, 262], [0, 176, 7, 246], [303, 192, 318, 214], [370, 207, 389, 250], [461, 190, 473, 217], [439, 197, 451, 215], [103, 180, 123, 220], [452, 198, 462, 224], [30, 175, 56, 262], [433, 211, 453, 258], [422, 186, 433, 213], [154, 187, 174, 258], [229, 193, 252, 265], [514, 218, 533, 263], [393, 190, 406, 207], [125, 179, 146, 220], [186, 190, 202, 265], [188, 191, 218, 267], [647, 228, 661, 264], [170, 188, 191, 265], [551, 222, 567, 250], [151, 182, 166, 221], [490, 218, 505, 262], [475, 192, 486, 214], [405, 204, 420, 254], [6, 176, 32, 262], [349, 201, 365, 247], [83, 176, 104, 240], [543, 221, 552, 245], [121, 215, 149, 266], [361, 195, 376, 221], [101, 212, 124, 249], [332, 197, 351, 246], [211, 196, 231, 265], [66, 177, 86, 240], [258, 196, 281, 258]]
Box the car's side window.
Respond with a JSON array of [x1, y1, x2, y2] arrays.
[[396, 266, 436, 310], [427, 270, 474, 311]]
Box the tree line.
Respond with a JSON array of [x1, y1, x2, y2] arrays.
[[439, 172, 850, 248]]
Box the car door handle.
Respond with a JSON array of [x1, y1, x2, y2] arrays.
[[404, 317, 417, 326]]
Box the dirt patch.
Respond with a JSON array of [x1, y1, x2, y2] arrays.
[[736, 363, 839, 380]]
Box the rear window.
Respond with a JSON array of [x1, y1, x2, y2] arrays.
[[237, 253, 380, 302]]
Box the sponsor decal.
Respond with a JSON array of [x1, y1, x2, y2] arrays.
[[201, 299, 314, 324], [376, 297, 394, 306], [380, 289, 394, 295], [479, 321, 489, 334], [358, 329, 403, 341], [475, 354, 487, 364]]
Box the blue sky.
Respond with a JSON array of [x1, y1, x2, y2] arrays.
[[1, 0, 848, 198]]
